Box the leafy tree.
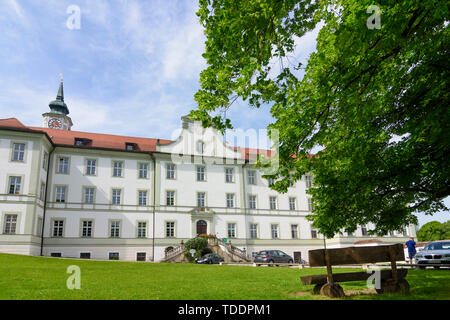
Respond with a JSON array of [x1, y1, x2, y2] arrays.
[[184, 237, 208, 262], [191, 0, 449, 237], [417, 221, 450, 241]]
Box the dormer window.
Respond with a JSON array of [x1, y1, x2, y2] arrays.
[[125, 142, 137, 151], [74, 138, 92, 147]]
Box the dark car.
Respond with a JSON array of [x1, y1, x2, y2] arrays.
[[195, 253, 224, 264], [253, 250, 294, 265]]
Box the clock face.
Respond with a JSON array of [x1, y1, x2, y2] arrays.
[[48, 118, 62, 129]]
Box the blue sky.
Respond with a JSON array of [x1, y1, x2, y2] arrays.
[[0, 0, 447, 227]]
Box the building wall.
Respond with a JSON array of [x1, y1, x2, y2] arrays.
[[0, 125, 417, 262]]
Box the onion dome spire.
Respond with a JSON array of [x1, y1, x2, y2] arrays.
[[49, 75, 69, 115]]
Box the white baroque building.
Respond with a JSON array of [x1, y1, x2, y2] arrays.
[[0, 81, 416, 262]]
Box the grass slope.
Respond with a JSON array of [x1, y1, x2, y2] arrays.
[[0, 254, 448, 300]]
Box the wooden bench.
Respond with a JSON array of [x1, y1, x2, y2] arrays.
[[300, 244, 410, 297]]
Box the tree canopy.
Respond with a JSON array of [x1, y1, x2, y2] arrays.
[[191, 0, 449, 237], [417, 221, 450, 242]]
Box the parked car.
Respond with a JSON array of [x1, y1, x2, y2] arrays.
[[253, 250, 294, 265], [195, 253, 224, 264], [414, 240, 450, 269]]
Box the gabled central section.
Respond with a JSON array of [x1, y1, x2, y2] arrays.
[[158, 115, 244, 162]]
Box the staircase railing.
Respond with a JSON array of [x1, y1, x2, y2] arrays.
[[216, 237, 250, 261], [164, 244, 184, 260]]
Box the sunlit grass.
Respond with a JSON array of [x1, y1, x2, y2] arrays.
[[0, 253, 448, 300]]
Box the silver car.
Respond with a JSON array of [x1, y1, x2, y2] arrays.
[[415, 240, 450, 269]]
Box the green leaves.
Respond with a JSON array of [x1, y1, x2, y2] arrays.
[[193, 0, 449, 237], [417, 221, 450, 242]]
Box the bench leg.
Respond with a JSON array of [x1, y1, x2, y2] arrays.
[[376, 279, 410, 294], [320, 283, 345, 298], [313, 284, 322, 295]]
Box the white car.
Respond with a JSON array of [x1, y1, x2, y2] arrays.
[[415, 240, 450, 269]]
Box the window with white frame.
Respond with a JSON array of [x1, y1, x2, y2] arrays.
[[42, 151, 49, 170], [110, 221, 120, 238], [52, 220, 64, 237], [291, 224, 299, 239], [84, 187, 95, 204], [289, 197, 296, 211], [226, 193, 235, 208], [166, 164, 175, 179], [225, 168, 234, 183], [81, 220, 93, 237], [248, 195, 256, 209], [247, 170, 256, 185], [137, 222, 147, 238], [57, 157, 69, 174], [3, 214, 17, 234], [269, 196, 277, 210], [166, 221, 175, 237], [8, 176, 22, 195], [109, 252, 119, 260], [361, 225, 368, 236], [227, 223, 236, 238], [249, 224, 258, 239], [311, 229, 318, 239], [197, 166, 206, 181], [307, 198, 313, 211], [55, 186, 67, 203], [136, 252, 146, 261], [86, 159, 97, 175], [305, 175, 313, 189], [271, 224, 279, 239], [166, 191, 175, 206], [80, 252, 91, 259], [12, 143, 25, 161], [197, 192, 206, 208], [138, 190, 148, 206], [112, 189, 121, 205], [268, 178, 275, 186], [113, 161, 123, 177], [40, 182, 46, 201], [139, 163, 148, 179]]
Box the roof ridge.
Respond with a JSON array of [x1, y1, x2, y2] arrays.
[[28, 126, 171, 142]]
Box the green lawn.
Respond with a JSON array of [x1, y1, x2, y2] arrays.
[[0, 253, 448, 300]]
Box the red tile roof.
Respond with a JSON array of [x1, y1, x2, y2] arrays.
[[0, 118, 28, 129], [0, 118, 281, 157], [352, 239, 384, 245], [30, 126, 173, 152], [0, 118, 171, 153]]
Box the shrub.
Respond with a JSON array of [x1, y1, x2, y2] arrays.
[[184, 237, 208, 262]]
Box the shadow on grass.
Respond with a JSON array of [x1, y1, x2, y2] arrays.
[[291, 269, 450, 300]]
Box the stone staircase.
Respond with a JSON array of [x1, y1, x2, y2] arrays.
[[162, 236, 251, 263]]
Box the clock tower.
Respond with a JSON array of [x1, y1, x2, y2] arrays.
[[42, 78, 73, 131]]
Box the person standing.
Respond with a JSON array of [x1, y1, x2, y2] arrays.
[[405, 237, 417, 264]]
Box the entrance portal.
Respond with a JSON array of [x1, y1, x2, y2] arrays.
[[196, 220, 207, 236]]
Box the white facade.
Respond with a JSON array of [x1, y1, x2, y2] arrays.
[[0, 112, 416, 262]]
